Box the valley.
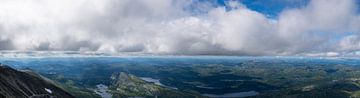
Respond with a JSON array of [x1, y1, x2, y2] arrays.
[[2, 56, 360, 98]]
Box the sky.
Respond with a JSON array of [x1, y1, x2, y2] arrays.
[[0, 0, 359, 56]]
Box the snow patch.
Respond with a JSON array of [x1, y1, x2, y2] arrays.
[[44, 88, 52, 94]]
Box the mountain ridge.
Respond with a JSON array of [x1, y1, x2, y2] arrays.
[[0, 64, 75, 98]]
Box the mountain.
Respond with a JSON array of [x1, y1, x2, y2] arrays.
[[109, 72, 201, 98], [0, 64, 75, 98]]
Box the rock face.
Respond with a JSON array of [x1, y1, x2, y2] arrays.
[[110, 72, 200, 98], [0, 65, 75, 98]]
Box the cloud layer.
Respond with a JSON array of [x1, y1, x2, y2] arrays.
[[0, 0, 359, 56]]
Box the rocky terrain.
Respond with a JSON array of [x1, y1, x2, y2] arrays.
[[0, 64, 74, 98]]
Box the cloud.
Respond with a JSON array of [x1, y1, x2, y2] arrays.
[[0, 0, 359, 56], [277, 0, 359, 53]]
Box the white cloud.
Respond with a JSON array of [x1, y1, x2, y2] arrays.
[[0, 0, 359, 56]]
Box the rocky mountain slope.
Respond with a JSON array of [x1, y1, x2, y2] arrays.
[[0, 64, 74, 98]]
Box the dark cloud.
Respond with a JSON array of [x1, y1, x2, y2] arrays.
[[0, 39, 14, 50]]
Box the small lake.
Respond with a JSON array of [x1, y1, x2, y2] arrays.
[[140, 77, 163, 86], [94, 84, 112, 98], [140, 77, 178, 89]]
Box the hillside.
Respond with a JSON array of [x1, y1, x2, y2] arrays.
[[109, 72, 201, 98], [0, 64, 74, 98]]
